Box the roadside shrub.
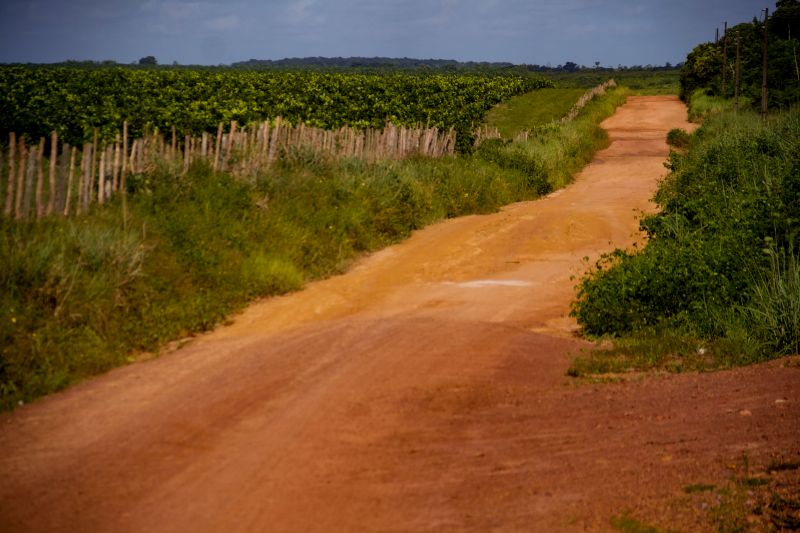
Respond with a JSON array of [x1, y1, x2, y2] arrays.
[[666, 128, 690, 149], [572, 106, 800, 361]]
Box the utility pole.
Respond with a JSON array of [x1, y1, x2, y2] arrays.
[[761, 8, 769, 120], [716, 27, 719, 44], [722, 22, 728, 96], [735, 33, 742, 113]]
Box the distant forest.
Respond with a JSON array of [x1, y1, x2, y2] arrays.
[[230, 57, 679, 72], [3, 56, 681, 73]]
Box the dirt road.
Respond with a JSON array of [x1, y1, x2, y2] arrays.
[[1, 96, 797, 532]]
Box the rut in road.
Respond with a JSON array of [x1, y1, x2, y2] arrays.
[[1, 96, 797, 532]]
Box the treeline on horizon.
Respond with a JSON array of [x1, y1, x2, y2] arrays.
[[1, 56, 682, 74]]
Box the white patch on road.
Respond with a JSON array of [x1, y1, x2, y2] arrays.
[[446, 280, 533, 288]]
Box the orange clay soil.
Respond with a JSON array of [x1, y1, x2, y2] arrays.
[[1, 96, 797, 532]]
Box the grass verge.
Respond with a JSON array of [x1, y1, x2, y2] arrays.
[[0, 89, 628, 410], [685, 87, 754, 122]]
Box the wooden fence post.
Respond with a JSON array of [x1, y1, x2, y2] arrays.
[[90, 129, 98, 201], [268, 117, 281, 165], [64, 146, 76, 216], [34, 137, 45, 218], [223, 120, 237, 171], [14, 139, 26, 219], [4, 133, 15, 217], [119, 141, 127, 198], [122, 121, 128, 179], [184, 134, 191, 173], [47, 131, 57, 215], [113, 134, 120, 193], [129, 139, 138, 174], [98, 144, 106, 205], [213, 123, 223, 171], [24, 148, 37, 219], [57, 143, 68, 213], [81, 143, 91, 213]]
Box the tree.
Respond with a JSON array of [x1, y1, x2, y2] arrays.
[[772, 0, 800, 39], [679, 42, 723, 99], [679, 12, 800, 107], [138, 56, 157, 66]]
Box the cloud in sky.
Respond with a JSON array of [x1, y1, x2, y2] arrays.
[[0, 0, 775, 66], [138, 1, 242, 35]]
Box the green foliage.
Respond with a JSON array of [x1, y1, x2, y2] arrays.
[[567, 328, 763, 377], [679, 43, 724, 101], [742, 247, 800, 355], [685, 88, 744, 122], [0, 67, 552, 152], [0, 90, 626, 409], [544, 69, 680, 95], [680, 3, 800, 107], [571, 106, 800, 367], [666, 128, 691, 149], [481, 87, 628, 190], [0, 156, 518, 408], [483, 87, 587, 138], [0, 217, 145, 402]]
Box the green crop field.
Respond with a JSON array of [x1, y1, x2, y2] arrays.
[[0, 67, 552, 152], [543, 69, 680, 95], [483, 88, 587, 138]]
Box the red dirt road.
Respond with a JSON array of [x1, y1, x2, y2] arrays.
[[1, 96, 797, 532]]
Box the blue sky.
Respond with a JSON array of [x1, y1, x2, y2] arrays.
[[0, 0, 775, 66]]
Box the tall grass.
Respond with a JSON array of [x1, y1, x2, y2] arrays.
[[686, 88, 735, 121], [0, 89, 628, 409], [743, 248, 800, 356]]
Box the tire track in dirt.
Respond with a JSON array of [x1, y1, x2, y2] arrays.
[[1, 96, 797, 532]]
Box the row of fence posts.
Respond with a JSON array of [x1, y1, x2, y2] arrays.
[[0, 119, 457, 220], [559, 79, 617, 124], [472, 80, 617, 148]]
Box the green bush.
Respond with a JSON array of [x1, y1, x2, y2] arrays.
[[666, 128, 691, 149], [572, 106, 800, 364]]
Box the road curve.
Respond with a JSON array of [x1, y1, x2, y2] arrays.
[[1, 97, 797, 532]]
